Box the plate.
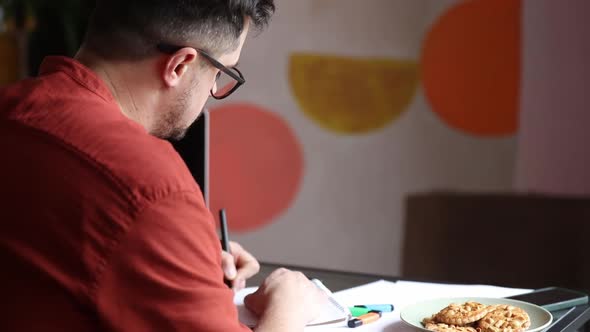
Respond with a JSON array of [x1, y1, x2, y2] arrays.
[[400, 297, 553, 332]]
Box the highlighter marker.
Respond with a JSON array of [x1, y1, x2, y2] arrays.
[[353, 304, 394, 312], [349, 306, 373, 317], [347, 311, 382, 328]]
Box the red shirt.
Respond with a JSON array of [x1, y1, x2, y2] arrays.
[[0, 57, 250, 332]]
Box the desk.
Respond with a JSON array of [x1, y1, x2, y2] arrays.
[[253, 262, 590, 332]]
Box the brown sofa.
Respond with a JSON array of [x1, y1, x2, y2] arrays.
[[402, 191, 590, 294]]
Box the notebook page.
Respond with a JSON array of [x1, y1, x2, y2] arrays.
[[234, 280, 350, 327], [308, 279, 351, 325]]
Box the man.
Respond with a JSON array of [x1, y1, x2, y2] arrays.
[[0, 1, 326, 331]]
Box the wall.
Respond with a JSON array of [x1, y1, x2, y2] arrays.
[[516, 0, 590, 196], [209, 0, 519, 276]]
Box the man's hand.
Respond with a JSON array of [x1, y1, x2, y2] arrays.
[[244, 268, 328, 331], [221, 241, 260, 292]]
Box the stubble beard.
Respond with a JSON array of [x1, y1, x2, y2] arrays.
[[153, 85, 194, 141]]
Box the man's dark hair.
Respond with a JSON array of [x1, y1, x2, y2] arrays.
[[83, 0, 275, 60]]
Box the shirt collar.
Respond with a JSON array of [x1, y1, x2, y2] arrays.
[[39, 56, 116, 104]]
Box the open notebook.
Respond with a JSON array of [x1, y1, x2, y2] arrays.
[[234, 279, 351, 327]]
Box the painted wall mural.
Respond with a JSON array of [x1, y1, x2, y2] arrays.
[[421, 0, 521, 136], [210, 103, 304, 232], [290, 53, 419, 134], [210, 0, 519, 276]]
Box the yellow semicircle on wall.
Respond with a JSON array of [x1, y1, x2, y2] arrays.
[[289, 53, 419, 135]]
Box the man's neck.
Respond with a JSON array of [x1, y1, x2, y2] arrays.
[[74, 48, 151, 131]]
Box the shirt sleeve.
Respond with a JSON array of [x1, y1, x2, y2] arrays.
[[94, 190, 251, 332]]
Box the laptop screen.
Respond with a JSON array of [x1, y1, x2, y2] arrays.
[[170, 111, 209, 206]]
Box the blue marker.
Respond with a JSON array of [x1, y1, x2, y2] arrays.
[[353, 304, 394, 312]]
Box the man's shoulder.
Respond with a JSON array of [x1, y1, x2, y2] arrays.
[[61, 116, 199, 204], [94, 124, 199, 200], [0, 74, 199, 204]]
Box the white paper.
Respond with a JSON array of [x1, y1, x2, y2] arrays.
[[235, 280, 531, 331], [234, 287, 259, 328]]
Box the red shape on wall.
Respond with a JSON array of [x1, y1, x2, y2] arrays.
[[421, 0, 522, 136], [209, 103, 304, 233]]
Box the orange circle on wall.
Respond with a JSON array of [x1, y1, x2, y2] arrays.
[[209, 103, 304, 233], [421, 0, 522, 136]]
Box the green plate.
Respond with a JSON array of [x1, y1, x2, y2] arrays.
[[400, 297, 553, 332]]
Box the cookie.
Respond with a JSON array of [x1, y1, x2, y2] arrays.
[[435, 302, 493, 325], [422, 314, 437, 325], [422, 310, 480, 332], [424, 322, 479, 332], [478, 304, 531, 332]]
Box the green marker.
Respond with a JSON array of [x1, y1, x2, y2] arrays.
[[353, 304, 394, 312], [349, 307, 373, 317]]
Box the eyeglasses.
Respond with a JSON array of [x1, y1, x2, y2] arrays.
[[157, 43, 245, 100]]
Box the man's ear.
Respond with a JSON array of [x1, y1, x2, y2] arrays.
[[162, 48, 198, 88]]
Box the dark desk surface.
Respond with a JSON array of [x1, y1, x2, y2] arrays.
[[253, 262, 589, 332]]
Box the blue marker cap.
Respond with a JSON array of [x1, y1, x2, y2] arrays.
[[353, 304, 394, 312]]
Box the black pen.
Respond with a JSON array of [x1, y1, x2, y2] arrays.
[[219, 208, 232, 288]]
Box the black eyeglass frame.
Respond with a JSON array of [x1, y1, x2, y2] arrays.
[[157, 43, 245, 99]]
